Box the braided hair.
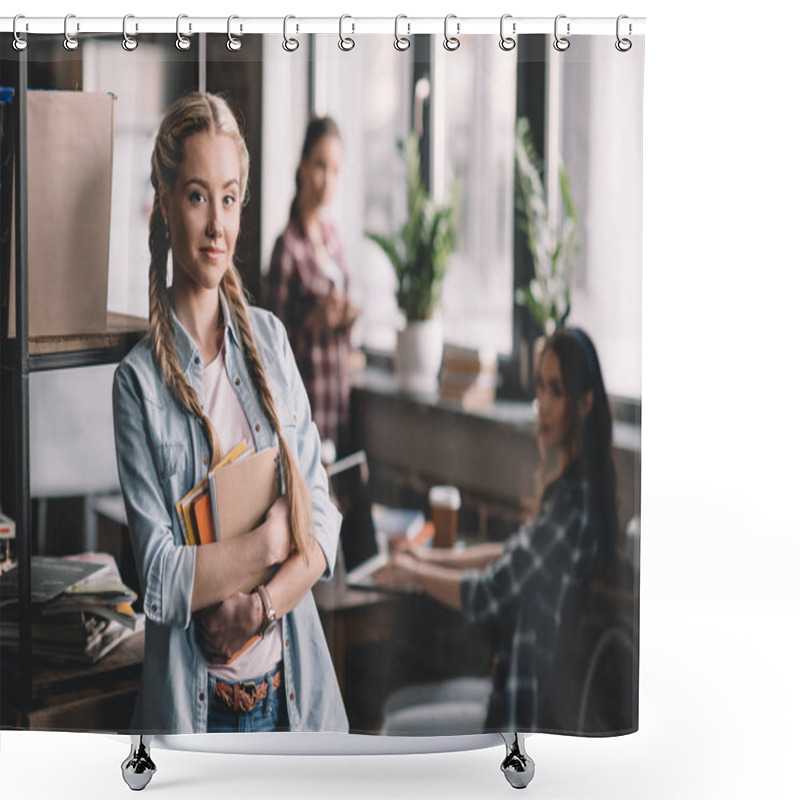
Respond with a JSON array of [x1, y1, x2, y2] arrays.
[[149, 91, 313, 561]]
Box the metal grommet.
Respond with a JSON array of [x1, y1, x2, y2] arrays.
[[12, 15, 28, 51], [443, 14, 460, 52], [338, 14, 355, 51], [227, 15, 242, 51], [499, 14, 516, 52], [63, 14, 79, 51], [176, 14, 191, 51], [282, 15, 299, 52], [615, 14, 632, 52], [553, 14, 570, 52], [122, 14, 138, 51], [394, 14, 411, 52]]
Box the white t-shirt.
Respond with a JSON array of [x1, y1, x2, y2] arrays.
[[203, 341, 283, 682]]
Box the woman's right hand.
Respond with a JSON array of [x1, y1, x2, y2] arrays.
[[259, 496, 293, 567]]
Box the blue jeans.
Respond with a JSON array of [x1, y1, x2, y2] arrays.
[[207, 662, 289, 733]]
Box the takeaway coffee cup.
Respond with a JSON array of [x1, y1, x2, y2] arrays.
[[429, 485, 461, 548]]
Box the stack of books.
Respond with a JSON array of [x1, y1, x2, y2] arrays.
[[0, 510, 14, 573], [176, 441, 281, 664], [439, 344, 498, 411], [0, 552, 143, 664], [176, 441, 280, 546]]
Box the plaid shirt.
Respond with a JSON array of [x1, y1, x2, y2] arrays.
[[262, 219, 350, 445], [461, 474, 598, 732]]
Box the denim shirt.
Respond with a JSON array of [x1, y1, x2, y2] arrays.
[[112, 293, 348, 734]]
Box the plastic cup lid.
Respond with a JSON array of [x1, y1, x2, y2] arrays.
[[428, 485, 461, 509]]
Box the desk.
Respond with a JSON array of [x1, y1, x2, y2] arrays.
[[313, 580, 493, 734]]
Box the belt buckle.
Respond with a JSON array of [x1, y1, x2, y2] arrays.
[[238, 681, 259, 713]]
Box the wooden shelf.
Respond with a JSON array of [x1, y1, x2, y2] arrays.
[[29, 312, 148, 356], [1, 630, 144, 730], [20, 312, 149, 371]]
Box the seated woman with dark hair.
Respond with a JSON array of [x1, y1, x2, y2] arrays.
[[380, 327, 623, 733]]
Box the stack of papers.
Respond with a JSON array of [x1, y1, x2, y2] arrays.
[[0, 552, 143, 664]]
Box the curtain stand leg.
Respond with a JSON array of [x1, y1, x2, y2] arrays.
[[121, 734, 156, 791], [500, 732, 535, 789]]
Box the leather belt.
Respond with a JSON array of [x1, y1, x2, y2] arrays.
[[212, 667, 282, 714]]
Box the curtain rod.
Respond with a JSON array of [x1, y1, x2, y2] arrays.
[[0, 15, 646, 38]]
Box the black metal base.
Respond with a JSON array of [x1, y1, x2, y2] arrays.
[[121, 735, 156, 791], [500, 733, 535, 789]]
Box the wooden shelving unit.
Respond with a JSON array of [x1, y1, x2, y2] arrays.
[[0, 43, 150, 727]]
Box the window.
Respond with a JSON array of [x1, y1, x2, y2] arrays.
[[82, 39, 174, 320], [308, 35, 413, 352], [553, 38, 644, 400], [432, 36, 518, 356], [260, 35, 311, 272]]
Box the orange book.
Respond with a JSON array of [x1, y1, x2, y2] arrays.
[[191, 492, 215, 546]]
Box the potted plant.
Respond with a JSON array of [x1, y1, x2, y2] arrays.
[[513, 117, 580, 390], [367, 133, 457, 393]]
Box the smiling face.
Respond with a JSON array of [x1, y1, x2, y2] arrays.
[[162, 132, 242, 294], [299, 134, 342, 211]]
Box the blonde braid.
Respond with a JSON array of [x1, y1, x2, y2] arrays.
[[221, 268, 314, 563], [148, 196, 223, 469]]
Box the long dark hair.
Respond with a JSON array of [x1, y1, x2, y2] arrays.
[[539, 327, 620, 581], [288, 116, 342, 227]]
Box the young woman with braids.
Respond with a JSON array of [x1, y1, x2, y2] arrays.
[[112, 92, 347, 734], [262, 117, 358, 452], [378, 327, 624, 733]]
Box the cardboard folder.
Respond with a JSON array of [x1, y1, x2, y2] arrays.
[[209, 446, 280, 541], [9, 90, 115, 338]]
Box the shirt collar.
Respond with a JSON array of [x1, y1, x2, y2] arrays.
[[169, 289, 242, 374]]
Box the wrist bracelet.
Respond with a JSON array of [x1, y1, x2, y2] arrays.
[[256, 584, 277, 636]]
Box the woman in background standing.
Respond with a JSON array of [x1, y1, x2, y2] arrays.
[[263, 117, 357, 454]]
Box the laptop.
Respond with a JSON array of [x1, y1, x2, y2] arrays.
[[326, 451, 422, 595]]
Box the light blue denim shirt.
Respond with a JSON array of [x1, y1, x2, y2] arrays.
[[112, 293, 348, 734]]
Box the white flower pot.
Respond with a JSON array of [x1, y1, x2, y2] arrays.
[[395, 318, 444, 394]]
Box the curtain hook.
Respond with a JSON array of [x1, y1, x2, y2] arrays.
[[227, 15, 242, 51], [394, 14, 411, 52], [553, 14, 570, 52], [13, 14, 28, 51], [443, 13, 460, 52], [283, 15, 299, 52], [339, 14, 355, 51], [121, 14, 138, 51], [176, 14, 191, 51], [63, 14, 79, 51], [615, 15, 632, 52], [499, 14, 516, 51]]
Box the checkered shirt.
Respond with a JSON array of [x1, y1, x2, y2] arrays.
[[262, 219, 350, 445], [461, 475, 598, 732]]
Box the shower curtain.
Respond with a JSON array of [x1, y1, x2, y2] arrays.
[[0, 18, 643, 741]]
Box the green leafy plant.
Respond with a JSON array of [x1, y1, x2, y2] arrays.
[[367, 133, 457, 321], [514, 117, 579, 335]]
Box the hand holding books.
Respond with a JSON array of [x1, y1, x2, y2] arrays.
[[195, 590, 263, 665], [195, 496, 295, 663]]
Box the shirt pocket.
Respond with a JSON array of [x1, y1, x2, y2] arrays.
[[153, 441, 188, 487]]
